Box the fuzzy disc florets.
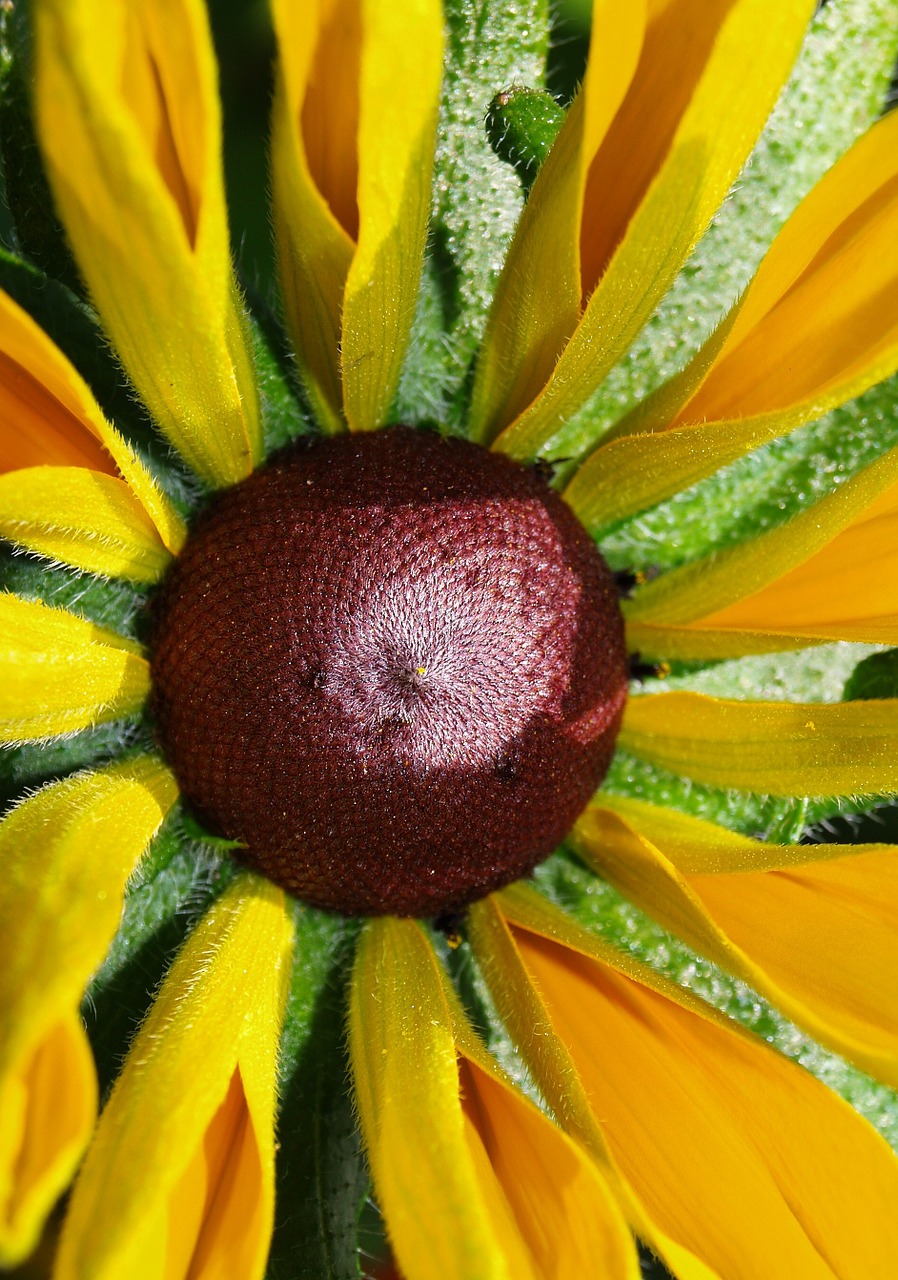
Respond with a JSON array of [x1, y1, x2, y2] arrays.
[[150, 426, 628, 916]]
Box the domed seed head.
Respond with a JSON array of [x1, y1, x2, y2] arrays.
[[150, 426, 628, 917]]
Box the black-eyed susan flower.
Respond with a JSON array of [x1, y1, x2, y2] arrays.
[[2, 0, 898, 1276]]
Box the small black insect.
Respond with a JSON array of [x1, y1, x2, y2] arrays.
[[629, 652, 671, 683], [433, 909, 468, 949], [530, 455, 572, 483]]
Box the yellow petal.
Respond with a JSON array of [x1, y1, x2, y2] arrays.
[[271, 0, 442, 435], [469, 0, 646, 442], [467, 895, 721, 1280], [34, 0, 261, 487], [459, 1057, 639, 1280], [0, 288, 186, 556], [350, 917, 637, 1280], [269, 0, 353, 434], [0, 467, 172, 583], [0, 757, 178, 1267], [620, 691, 898, 796], [624, 444, 898, 658], [481, 884, 898, 1280], [566, 110, 898, 529], [492, 0, 815, 459], [54, 875, 294, 1280], [573, 797, 898, 1087], [0, 594, 149, 742], [341, 1, 442, 434]]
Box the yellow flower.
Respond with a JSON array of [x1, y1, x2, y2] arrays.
[[2, 0, 898, 1277]]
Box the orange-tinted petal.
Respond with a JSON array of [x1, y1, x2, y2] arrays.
[[468, 0, 646, 442], [350, 917, 638, 1280], [0, 289, 185, 555], [34, 0, 261, 486], [271, 0, 442, 434], [475, 885, 898, 1280], [574, 796, 898, 1087], [624, 444, 898, 656], [566, 109, 898, 530], [490, 0, 815, 458]]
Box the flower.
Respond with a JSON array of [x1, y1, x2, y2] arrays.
[[2, 0, 898, 1277]]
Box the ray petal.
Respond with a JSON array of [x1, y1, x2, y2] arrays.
[[33, 0, 261, 486], [350, 917, 638, 1280], [469, 0, 646, 442], [271, 0, 442, 435], [472, 886, 898, 1280], [619, 691, 898, 795], [490, 0, 816, 458], [0, 289, 185, 556], [0, 758, 178, 1268], [624, 445, 898, 656], [0, 594, 149, 742], [0, 467, 172, 583], [566, 109, 898, 529], [573, 796, 898, 1087], [54, 875, 293, 1280]]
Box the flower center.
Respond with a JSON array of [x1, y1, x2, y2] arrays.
[[149, 426, 628, 916]]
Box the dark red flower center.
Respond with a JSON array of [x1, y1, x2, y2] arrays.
[[149, 426, 628, 916]]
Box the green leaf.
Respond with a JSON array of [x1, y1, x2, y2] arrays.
[[266, 911, 367, 1280], [484, 85, 565, 195], [395, 0, 549, 429]]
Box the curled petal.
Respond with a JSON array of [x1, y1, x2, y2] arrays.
[[469, 0, 646, 442], [34, 0, 261, 486], [54, 875, 294, 1280], [0, 758, 178, 1267], [488, 0, 815, 458], [271, 0, 442, 434]]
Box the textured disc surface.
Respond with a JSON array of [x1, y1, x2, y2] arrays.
[[150, 426, 628, 916]]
